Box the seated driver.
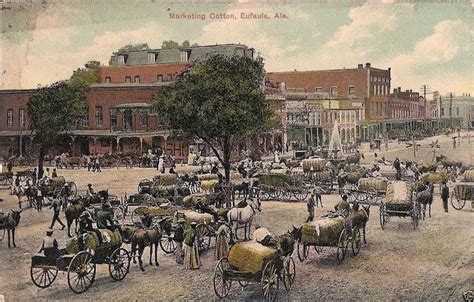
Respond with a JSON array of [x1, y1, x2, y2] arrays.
[[38, 229, 61, 260], [253, 224, 275, 247]]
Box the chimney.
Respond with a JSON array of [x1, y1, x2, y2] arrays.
[[398, 87, 401, 92], [358, 64, 363, 69], [410, 89, 412, 93], [393, 88, 397, 93], [365, 63, 371, 68]]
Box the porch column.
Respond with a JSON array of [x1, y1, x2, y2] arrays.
[[139, 137, 143, 154], [92, 137, 97, 154]]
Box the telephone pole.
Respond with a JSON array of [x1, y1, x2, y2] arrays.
[[449, 92, 453, 130]]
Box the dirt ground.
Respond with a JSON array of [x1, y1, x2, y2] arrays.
[[0, 134, 472, 301]]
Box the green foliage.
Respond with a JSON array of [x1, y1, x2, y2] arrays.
[[28, 81, 86, 152], [153, 54, 271, 180], [161, 40, 197, 49], [118, 43, 150, 52], [70, 61, 100, 87]]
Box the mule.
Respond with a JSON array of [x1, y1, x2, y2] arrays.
[[416, 184, 434, 220], [0, 209, 22, 247], [65, 198, 86, 237], [227, 198, 261, 241], [350, 203, 371, 244]]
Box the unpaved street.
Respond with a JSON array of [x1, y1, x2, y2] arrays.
[[0, 135, 472, 301]]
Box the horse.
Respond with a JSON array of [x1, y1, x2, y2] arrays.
[[0, 209, 22, 247], [65, 198, 86, 237], [337, 168, 370, 189], [227, 198, 261, 241], [232, 182, 249, 199], [25, 185, 42, 211], [415, 183, 434, 220], [345, 151, 364, 165], [435, 155, 463, 173], [348, 203, 371, 244]]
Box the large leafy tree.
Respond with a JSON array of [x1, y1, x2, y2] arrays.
[[28, 81, 86, 176], [70, 61, 100, 87], [153, 54, 272, 182]]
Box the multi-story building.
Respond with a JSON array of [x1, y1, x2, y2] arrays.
[[266, 63, 391, 140], [437, 94, 474, 129]]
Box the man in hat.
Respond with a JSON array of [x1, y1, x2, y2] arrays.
[[173, 218, 185, 264], [85, 184, 95, 202], [77, 210, 97, 248], [38, 229, 61, 260], [441, 181, 450, 213], [51, 168, 58, 178], [305, 190, 316, 222], [215, 218, 230, 260], [253, 224, 275, 247], [96, 202, 115, 231], [314, 186, 323, 207], [335, 194, 351, 217], [49, 197, 65, 230], [183, 221, 200, 269]]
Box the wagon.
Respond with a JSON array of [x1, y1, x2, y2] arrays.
[[379, 181, 419, 230], [174, 209, 217, 255], [297, 216, 357, 263], [30, 229, 130, 294], [0, 172, 13, 186], [451, 182, 474, 210], [258, 173, 309, 202], [213, 241, 296, 301], [38, 176, 77, 198], [339, 177, 388, 205]]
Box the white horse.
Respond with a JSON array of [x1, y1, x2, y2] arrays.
[[227, 198, 261, 241]]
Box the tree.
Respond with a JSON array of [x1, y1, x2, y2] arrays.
[[70, 61, 100, 87], [118, 43, 150, 52], [28, 81, 86, 176], [153, 54, 272, 183], [161, 40, 197, 49]]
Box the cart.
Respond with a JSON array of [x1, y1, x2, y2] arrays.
[[258, 173, 309, 202], [451, 182, 474, 210], [213, 241, 296, 301], [379, 181, 419, 230], [0, 172, 13, 186], [296, 216, 356, 264], [30, 229, 130, 294]]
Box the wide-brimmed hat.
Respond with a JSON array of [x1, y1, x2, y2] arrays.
[[190, 221, 197, 226], [218, 218, 226, 223], [87, 183, 92, 187]]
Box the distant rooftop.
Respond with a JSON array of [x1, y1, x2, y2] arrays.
[[109, 43, 255, 66]]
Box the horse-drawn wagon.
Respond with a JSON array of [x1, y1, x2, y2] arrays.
[[340, 177, 388, 205], [0, 171, 13, 186], [30, 229, 130, 294], [38, 176, 77, 199], [451, 182, 474, 210], [379, 181, 420, 230], [213, 239, 296, 301], [258, 173, 309, 202]]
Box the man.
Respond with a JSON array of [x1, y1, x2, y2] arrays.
[[158, 154, 165, 174], [95, 156, 101, 172], [215, 218, 230, 260], [211, 163, 219, 174], [7, 158, 13, 173], [49, 197, 65, 230], [393, 157, 401, 180], [85, 184, 95, 201], [31, 168, 38, 185], [305, 191, 316, 222], [173, 218, 185, 264], [183, 221, 200, 270], [441, 181, 450, 213], [77, 211, 95, 249], [96, 202, 115, 231], [335, 194, 351, 217], [43, 168, 51, 178], [38, 229, 61, 260], [253, 224, 275, 247], [313, 186, 323, 207], [51, 168, 58, 178]]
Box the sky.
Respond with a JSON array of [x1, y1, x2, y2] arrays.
[[1, 1, 473, 96]]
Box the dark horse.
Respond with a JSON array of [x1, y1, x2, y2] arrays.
[[65, 197, 86, 237], [415, 182, 434, 220], [0, 209, 22, 247]]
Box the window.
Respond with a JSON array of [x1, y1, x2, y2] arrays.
[[125, 76, 131, 83], [83, 107, 89, 127], [167, 73, 173, 82], [330, 86, 337, 97], [19, 109, 25, 128], [148, 53, 155, 63], [134, 75, 140, 83], [180, 51, 188, 62], [110, 109, 117, 127], [456, 107, 460, 116], [315, 87, 323, 93], [373, 85, 376, 96], [348, 86, 356, 96], [157, 74, 163, 82], [95, 106, 103, 127], [105, 76, 111, 83], [118, 55, 125, 64], [7, 109, 13, 128], [140, 111, 148, 127]]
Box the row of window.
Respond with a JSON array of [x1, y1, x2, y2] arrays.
[[370, 102, 387, 117], [5, 109, 26, 128], [104, 73, 174, 84], [85, 106, 149, 128], [314, 86, 356, 96], [373, 84, 389, 96], [117, 52, 189, 65], [440, 107, 460, 116], [370, 76, 389, 83]]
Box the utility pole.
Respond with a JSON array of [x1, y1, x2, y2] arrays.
[[449, 92, 453, 130]]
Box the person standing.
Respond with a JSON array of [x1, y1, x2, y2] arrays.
[[313, 186, 323, 207], [215, 218, 230, 260], [38, 229, 61, 260], [441, 181, 450, 213], [7, 158, 13, 173], [305, 191, 316, 222], [183, 222, 200, 270], [51, 168, 58, 178], [49, 197, 65, 230], [173, 218, 185, 264], [31, 168, 38, 185], [43, 168, 50, 178], [95, 156, 101, 172]]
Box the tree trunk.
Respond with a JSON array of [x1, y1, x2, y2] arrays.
[[37, 147, 46, 179], [223, 139, 231, 184]]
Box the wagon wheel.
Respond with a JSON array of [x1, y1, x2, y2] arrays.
[[153, 179, 164, 188], [269, 188, 280, 201], [30, 266, 58, 288], [450, 193, 466, 210], [293, 188, 309, 202], [283, 257, 296, 291], [281, 183, 293, 202], [297, 242, 309, 262], [196, 223, 212, 255], [341, 183, 357, 197], [67, 251, 96, 294], [108, 248, 130, 281], [68, 182, 77, 197], [131, 206, 148, 224], [379, 202, 387, 230], [351, 228, 362, 256], [336, 229, 349, 264], [261, 258, 279, 301], [138, 179, 152, 194], [259, 187, 271, 201], [213, 258, 232, 298], [314, 245, 323, 254], [0, 228, 5, 241], [159, 235, 177, 254]]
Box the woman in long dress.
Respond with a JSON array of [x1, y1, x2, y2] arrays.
[[183, 222, 200, 270], [215, 219, 230, 260]]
